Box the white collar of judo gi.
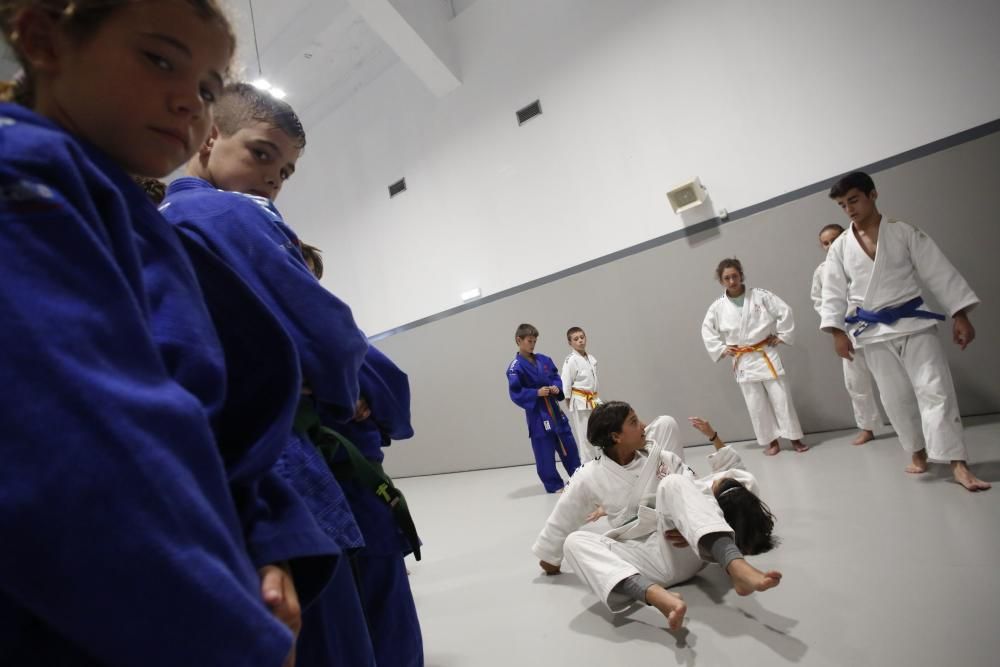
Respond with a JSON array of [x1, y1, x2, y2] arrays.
[[600, 435, 668, 524], [729, 286, 759, 342]]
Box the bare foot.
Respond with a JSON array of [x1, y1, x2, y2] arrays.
[[726, 559, 782, 596], [905, 450, 928, 474], [853, 430, 874, 446], [763, 441, 780, 456], [645, 585, 687, 631], [791, 440, 809, 453], [952, 461, 992, 492]]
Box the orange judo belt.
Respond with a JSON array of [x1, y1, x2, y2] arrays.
[[731, 337, 778, 380], [542, 396, 569, 456], [571, 388, 599, 410]]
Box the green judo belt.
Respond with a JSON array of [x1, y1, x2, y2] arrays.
[[294, 399, 421, 561]]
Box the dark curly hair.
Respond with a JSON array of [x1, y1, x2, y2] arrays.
[[715, 478, 778, 555], [587, 401, 632, 450]]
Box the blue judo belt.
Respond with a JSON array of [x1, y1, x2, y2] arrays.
[[845, 296, 944, 338]]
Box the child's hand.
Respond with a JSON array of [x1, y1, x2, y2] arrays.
[[766, 334, 780, 347], [723, 345, 739, 357], [953, 313, 975, 350], [537, 387, 550, 397], [539, 560, 561, 575], [687, 417, 714, 437], [259, 563, 301, 650], [586, 505, 606, 522], [352, 398, 371, 422], [664, 529, 689, 548]]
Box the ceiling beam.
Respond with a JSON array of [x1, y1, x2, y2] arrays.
[[345, 0, 462, 97]]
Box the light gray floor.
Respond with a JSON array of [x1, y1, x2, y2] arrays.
[[396, 415, 1000, 667]]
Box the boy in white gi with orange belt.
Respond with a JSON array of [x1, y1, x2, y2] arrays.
[[561, 326, 601, 463]]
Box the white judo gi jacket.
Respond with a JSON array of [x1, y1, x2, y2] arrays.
[[532, 416, 757, 567], [702, 287, 795, 383], [811, 262, 827, 316], [560, 352, 599, 412], [820, 219, 979, 346]]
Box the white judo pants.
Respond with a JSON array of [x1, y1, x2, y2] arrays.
[[562, 475, 730, 613], [861, 329, 967, 462], [738, 377, 804, 445], [842, 348, 882, 431], [567, 408, 599, 463]]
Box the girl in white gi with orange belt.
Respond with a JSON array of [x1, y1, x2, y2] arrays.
[[702, 258, 808, 456]]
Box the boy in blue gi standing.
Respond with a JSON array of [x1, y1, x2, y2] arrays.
[[508, 323, 581, 492]]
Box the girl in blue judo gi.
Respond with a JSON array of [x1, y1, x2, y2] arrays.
[[0, 2, 337, 665], [508, 323, 582, 492], [160, 83, 424, 666]]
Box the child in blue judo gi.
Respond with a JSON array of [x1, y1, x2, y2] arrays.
[[300, 241, 425, 667], [508, 323, 581, 492], [138, 176, 357, 665], [320, 343, 423, 667], [160, 83, 424, 666], [0, 2, 329, 665]]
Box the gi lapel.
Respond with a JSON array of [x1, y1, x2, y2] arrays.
[[623, 437, 666, 522], [738, 287, 754, 344], [852, 221, 880, 311]]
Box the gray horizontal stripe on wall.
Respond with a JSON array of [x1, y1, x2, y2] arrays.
[[370, 117, 1000, 342]]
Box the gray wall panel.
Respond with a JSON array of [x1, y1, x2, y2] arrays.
[[379, 131, 1000, 478]]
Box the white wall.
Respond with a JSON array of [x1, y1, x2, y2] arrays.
[[374, 129, 1000, 477], [279, 0, 1000, 335]]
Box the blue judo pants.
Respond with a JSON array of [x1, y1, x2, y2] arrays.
[[342, 477, 424, 667], [297, 553, 376, 666], [530, 430, 581, 493]]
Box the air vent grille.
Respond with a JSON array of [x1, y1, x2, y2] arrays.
[[516, 100, 542, 125], [389, 178, 407, 198]]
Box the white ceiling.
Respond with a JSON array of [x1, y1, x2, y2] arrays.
[[230, 0, 470, 126], [0, 1, 476, 121]]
